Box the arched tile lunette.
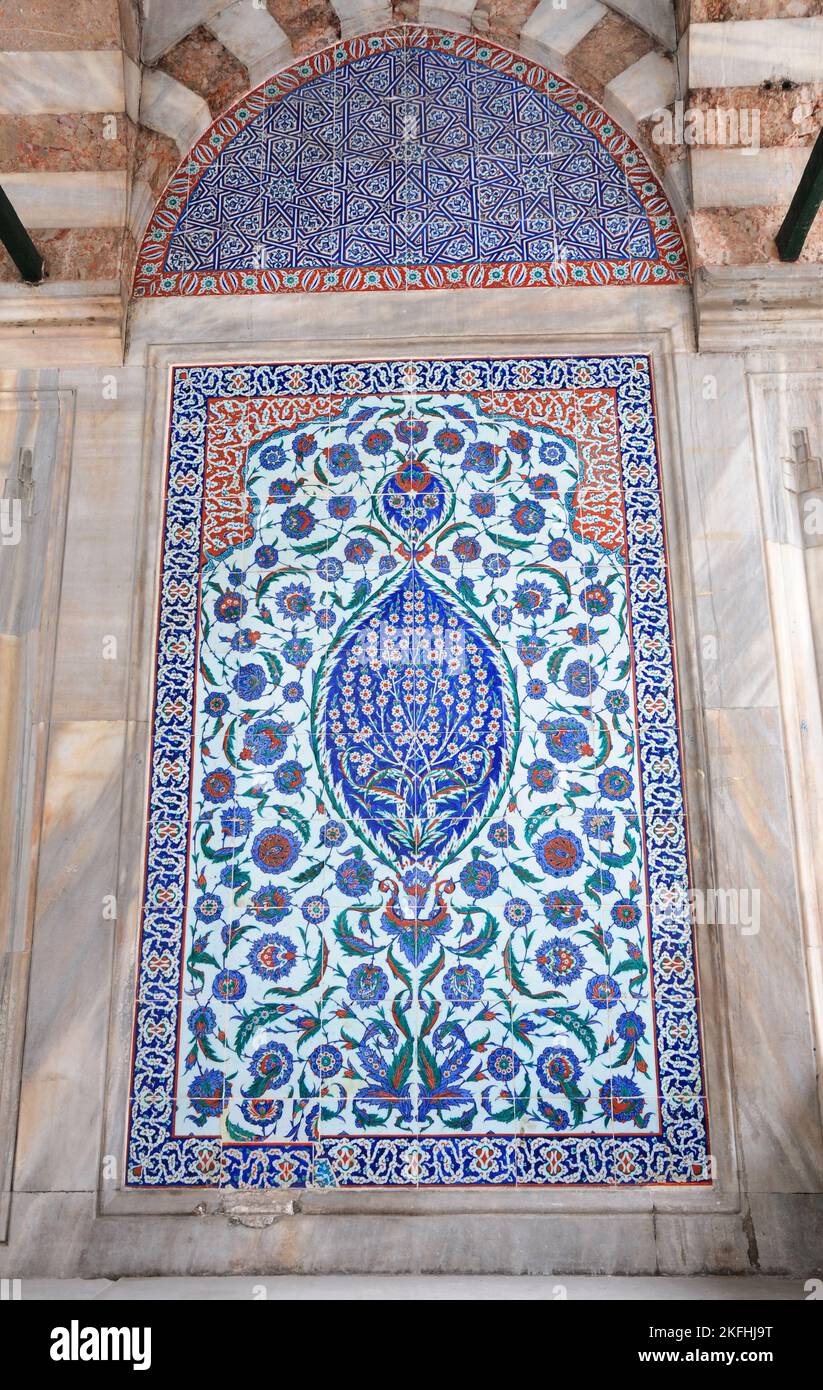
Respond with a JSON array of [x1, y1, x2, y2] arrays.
[[132, 25, 689, 297]]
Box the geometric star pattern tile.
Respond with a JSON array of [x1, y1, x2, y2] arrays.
[[133, 28, 689, 298], [126, 355, 709, 1188]]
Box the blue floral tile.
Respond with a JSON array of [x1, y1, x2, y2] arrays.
[[134, 28, 689, 298], [126, 356, 709, 1188]]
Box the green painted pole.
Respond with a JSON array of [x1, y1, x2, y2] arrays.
[[776, 125, 823, 262], [0, 182, 44, 283]]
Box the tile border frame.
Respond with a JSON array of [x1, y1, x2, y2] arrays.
[[127, 353, 706, 1189], [98, 298, 740, 1217]]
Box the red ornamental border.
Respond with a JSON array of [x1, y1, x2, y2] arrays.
[[201, 384, 626, 572], [132, 26, 689, 298]]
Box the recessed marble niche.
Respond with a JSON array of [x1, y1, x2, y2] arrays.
[[126, 353, 709, 1192]]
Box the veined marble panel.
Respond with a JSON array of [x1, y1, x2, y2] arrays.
[[0, 388, 73, 1238]]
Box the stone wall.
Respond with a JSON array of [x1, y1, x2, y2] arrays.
[[2, 1, 822, 325], [0, 270, 821, 1276]]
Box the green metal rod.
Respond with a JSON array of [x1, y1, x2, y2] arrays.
[[0, 182, 44, 283], [776, 125, 823, 262]]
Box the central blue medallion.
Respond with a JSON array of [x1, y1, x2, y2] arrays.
[[313, 564, 518, 874]]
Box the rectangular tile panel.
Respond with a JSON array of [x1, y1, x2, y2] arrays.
[[127, 355, 709, 1189]]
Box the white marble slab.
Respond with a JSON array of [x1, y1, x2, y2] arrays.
[[0, 50, 125, 116], [1, 172, 127, 229], [126, 283, 691, 364], [139, 68, 212, 155], [703, 704, 823, 1194], [691, 147, 810, 211], [49, 368, 146, 722], [673, 352, 779, 712], [689, 18, 823, 88], [522, 0, 606, 58], [13, 720, 126, 1195], [606, 50, 676, 121], [207, 1, 291, 81]]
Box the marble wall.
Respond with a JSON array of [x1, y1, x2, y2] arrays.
[[0, 274, 821, 1275], [0, 384, 73, 1244]]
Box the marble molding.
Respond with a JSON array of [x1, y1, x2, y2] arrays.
[[0, 285, 124, 362]]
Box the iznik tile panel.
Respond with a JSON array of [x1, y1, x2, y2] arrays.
[[133, 28, 689, 298], [127, 356, 709, 1189]]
